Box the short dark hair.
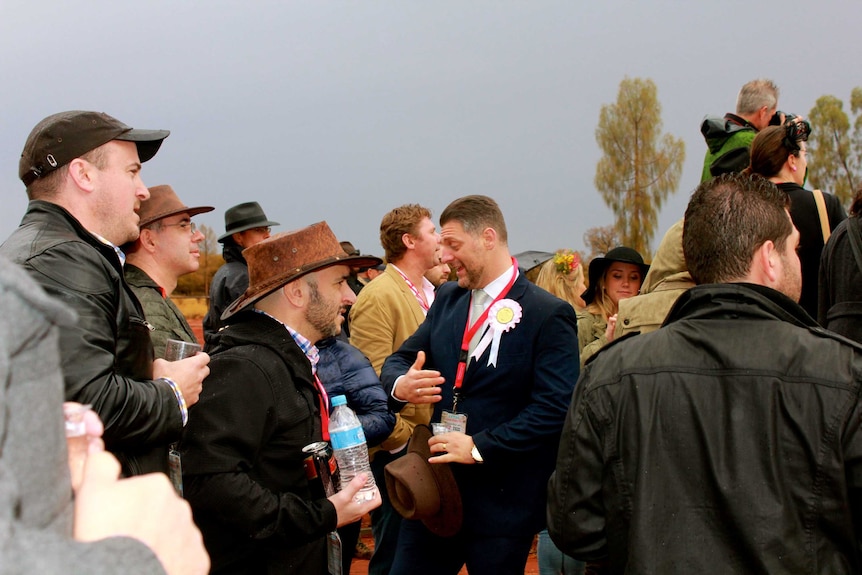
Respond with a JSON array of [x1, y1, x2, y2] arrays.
[[683, 172, 791, 285], [439, 195, 508, 244], [379, 204, 432, 263], [27, 145, 107, 201], [850, 185, 862, 217]]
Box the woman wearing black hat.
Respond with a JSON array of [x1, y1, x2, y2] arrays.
[[578, 246, 649, 366]]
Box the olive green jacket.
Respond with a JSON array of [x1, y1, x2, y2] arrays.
[[125, 264, 198, 359]]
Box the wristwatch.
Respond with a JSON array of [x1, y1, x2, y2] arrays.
[[471, 444, 484, 464]]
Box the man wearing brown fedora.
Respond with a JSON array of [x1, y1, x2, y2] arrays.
[[180, 221, 383, 574], [202, 201, 279, 338], [381, 195, 579, 575], [124, 185, 214, 358], [0, 111, 210, 478]]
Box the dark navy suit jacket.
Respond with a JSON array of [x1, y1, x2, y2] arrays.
[[381, 273, 579, 537]]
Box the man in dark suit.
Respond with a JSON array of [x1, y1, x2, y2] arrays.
[[381, 195, 579, 575]]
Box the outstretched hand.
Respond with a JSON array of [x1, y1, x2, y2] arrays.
[[393, 351, 445, 404]]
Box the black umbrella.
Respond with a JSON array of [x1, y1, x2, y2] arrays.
[[513, 250, 554, 275]]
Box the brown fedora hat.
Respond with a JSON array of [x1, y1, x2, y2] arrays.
[[384, 424, 463, 538], [221, 221, 381, 320], [139, 185, 214, 228]]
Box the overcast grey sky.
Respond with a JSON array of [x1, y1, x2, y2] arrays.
[[1, 1, 859, 258]]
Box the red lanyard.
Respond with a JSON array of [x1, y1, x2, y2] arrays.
[[393, 266, 430, 312], [314, 375, 330, 441], [453, 259, 518, 393]]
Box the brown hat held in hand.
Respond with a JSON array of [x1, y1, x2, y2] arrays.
[[385, 424, 463, 537]]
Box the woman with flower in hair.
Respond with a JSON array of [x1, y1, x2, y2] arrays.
[[534, 249, 587, 575], [535, 249, 587, 313], [578, 246, 649, 366]]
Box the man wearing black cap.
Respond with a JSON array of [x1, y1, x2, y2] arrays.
[[124, 185, 214, 358], [202, 201, 278, 339], [0, 110, 210, 477]]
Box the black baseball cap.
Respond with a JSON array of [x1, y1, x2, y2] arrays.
[[20, 110, 170, 186]]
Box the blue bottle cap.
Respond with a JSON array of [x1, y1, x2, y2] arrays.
[[331, 394, 347, 407]]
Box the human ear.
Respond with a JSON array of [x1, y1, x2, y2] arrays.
[[67, 158, 96, 192], [481, 227, 497, 249]]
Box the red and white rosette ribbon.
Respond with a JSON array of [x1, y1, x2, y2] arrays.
[[471, 298, 522, 367]]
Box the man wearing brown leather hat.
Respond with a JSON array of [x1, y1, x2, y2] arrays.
[[181, 221, 383, 574], [203, 201, 279, 339], [124, 185, 214, 358], [0, 110, 210, 478]]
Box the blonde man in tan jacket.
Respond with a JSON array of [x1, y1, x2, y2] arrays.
[[348, 203, 440, 575]]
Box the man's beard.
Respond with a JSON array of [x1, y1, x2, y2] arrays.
[[306, 281, 340, 338]]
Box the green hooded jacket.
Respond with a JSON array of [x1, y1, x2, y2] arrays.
[[700, 114, 757, 182]]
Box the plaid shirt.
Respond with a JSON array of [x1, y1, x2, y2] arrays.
[[253, 309, 319, 374]]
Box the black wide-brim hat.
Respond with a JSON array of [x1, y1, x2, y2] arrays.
[[384, 424, 463, 538], [218, 201, 280, 242], [582, 246, 650, 305], [221, 221, 381, 320]]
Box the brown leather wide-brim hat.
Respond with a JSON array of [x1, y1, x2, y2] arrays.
[[139, 185, 214, 227], [384, 424, 463, 538], [221, 221, 381, 320]]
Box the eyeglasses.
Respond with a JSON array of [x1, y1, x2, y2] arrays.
[[160, 221, 198, 234], [250, 226, 271, 234]]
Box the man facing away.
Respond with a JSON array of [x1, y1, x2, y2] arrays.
[[701, 78, 779, 181], [381, 195, 579, 575], [180, 222, 381, 574], [202, 201, 278, 339], [124, 184, 213, 358], [549, 172, 862, 573], [348, 203, 440, 574], [0, 110, 209, 477]]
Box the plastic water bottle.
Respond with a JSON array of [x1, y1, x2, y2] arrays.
[[329, 394, 376, 502]]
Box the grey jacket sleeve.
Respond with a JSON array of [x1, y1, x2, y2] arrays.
[[0, 257, 166, 574]]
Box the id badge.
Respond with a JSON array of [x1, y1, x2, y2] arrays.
[[168, 445, 183, 497], [441, 410, 467, 434], [327, 531, 343, 575]]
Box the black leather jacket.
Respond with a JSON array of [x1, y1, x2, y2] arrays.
[[0, 201, 182, 476], [549, 283, 862, 574]]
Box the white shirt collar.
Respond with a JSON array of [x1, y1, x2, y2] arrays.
[[479, 262, 517, 300]]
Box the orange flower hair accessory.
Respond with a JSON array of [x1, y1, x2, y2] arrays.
[[553, 249, 580, 274]]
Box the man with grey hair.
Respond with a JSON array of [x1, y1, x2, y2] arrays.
[[700, 78, 780, 181], [549, 172, 862, 572]]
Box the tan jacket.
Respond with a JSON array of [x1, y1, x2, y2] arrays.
[[349, 264, 432, 452], [577, 310, 607, 366], [615, 219, 694, 338]]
